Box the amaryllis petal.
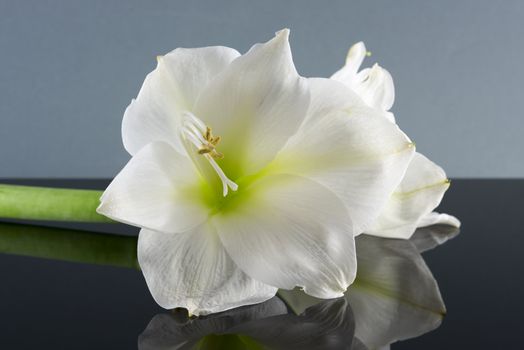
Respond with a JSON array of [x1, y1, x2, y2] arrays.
[[122, 46, 240, 155], [138, 225, 277, 316], [331, 41, 367, 83], [194, 29, 309, 178], [212, 174, 356, 299], [272, 78, 414, 234], [97, 142, 208, 234], [300, 78, 364, 126], [366, 152, 451, 239], [353, 64, 395, 112], [418, 211, 461, 229], [331, 42, 395, 116]]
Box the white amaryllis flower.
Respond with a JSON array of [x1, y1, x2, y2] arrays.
[[331, 42, 460, 238], [97, 30, 414, 315]]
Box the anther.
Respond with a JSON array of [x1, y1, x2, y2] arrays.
[[198, 126, 223, 160]]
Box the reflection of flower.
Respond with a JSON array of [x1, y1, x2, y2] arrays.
[[279, 224, 459, 349], [139, 297, 288, 350], [97, 30, 415, 314], [139, 296, 358, 350], [0, 218, 458, 348], [332, 42, 460, 239]]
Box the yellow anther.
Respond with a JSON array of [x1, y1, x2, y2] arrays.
[[198, 126, 223, 159]]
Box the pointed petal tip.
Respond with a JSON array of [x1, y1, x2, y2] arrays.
[[302, 286, 345, 300], [275, 28, 290, 39], [95, 199, 106, 215], [95, 204, 102, 215], [95, 200, 114, 221], [350, 41, 366, 51], [300, 272, 353, 300], [450, 215, 461, 228], [269, 29, 291, 48], [347, 41, 367, 61]]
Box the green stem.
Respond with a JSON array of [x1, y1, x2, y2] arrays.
[[0, 222, 138, 269], [0, 184, 111, 222]]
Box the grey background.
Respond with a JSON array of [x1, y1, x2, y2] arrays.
[[0, 0, 522, 178]]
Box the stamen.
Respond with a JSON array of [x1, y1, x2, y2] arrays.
[[181, 112, 238, 196]]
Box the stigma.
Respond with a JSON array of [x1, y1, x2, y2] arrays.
[[181, 112, 238, 197]]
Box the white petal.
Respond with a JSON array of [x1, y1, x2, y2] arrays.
[[366, 153, 451, 239], [272, 78, 414, 234], [301, 78, 364, 126], [122, 46, 240, 155], [418, 211, 461, 228], [330, 41, 367, 85], [194, 29, 309, 178], [138, 224, 277, 316], [97, 142, 208, 234], [353, 64, 395, 111], [212, 174, 356, 299], [331, 42, 395, 113], [348, 235, 446, 349]]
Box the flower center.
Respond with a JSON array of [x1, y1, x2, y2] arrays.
[[181, 112, 238, 197]]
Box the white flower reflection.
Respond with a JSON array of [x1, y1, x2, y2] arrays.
[[139, 296, 357, 350], [140, 224, 459, 349], [279, 224, 460, 349]]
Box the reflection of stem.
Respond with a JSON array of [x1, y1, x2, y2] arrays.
[[0, 184, 111, 222], [0, 222, 138, 269], [0, 222, 322, 309]]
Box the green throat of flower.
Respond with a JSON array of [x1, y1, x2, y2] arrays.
[[180, 112, 276, 215]]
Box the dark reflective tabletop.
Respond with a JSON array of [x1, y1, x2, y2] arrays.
[[0, 179, 522, 349]]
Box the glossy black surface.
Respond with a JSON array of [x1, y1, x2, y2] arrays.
[[0, 179, 522, 349]]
